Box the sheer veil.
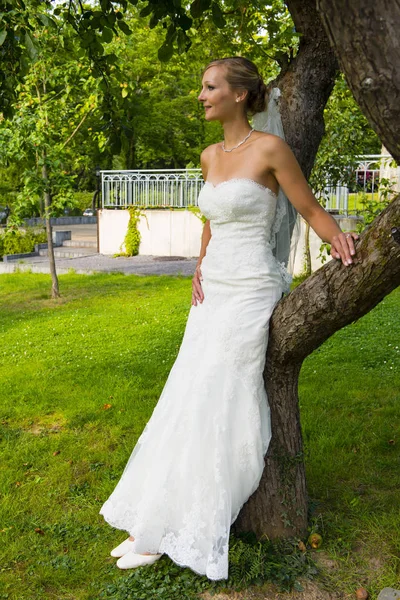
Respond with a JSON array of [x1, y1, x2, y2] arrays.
[[253, 87, 300, 292]]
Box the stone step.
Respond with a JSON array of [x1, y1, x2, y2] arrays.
[[62, 239, 97, 248], [39, 247, 98, 258]]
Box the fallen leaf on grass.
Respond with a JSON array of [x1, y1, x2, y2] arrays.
[[298, 540, 307, 552], [34, 528, 45, 535], [102, 403, 112, 410], [53, 450, 61, 456], [308, 533, 323, 549]]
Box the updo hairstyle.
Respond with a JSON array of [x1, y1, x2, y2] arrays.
[[203, 56, 267, 115]]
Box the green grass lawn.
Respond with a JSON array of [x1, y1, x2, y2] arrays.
[[0, 272, 399, 600]]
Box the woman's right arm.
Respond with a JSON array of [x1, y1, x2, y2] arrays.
[[192, 148, 213, 306]]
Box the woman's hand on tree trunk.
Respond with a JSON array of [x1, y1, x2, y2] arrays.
[[330, 231, 359, 266]]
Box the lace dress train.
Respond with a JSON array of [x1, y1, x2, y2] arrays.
[[99, 178, 286, 580]]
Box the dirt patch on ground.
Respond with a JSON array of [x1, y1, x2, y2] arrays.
[[23, 412, 67, 435], [200, 579, 344, 600]]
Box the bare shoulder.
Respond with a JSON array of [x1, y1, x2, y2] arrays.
[[253, 131, 289, 154], [200, 143, 219, 177], [253, 131, 295, 172], [200, 143, 219, 163]]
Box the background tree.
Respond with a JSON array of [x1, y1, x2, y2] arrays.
[[0, 23, 103, 296]]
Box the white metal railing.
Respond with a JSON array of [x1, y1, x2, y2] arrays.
[[101, 169, 204, 209], [319, 154, 399, 215], [101, 156, 399, 216]]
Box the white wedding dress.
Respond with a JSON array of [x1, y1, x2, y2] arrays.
[[99, 178, 286, 580]]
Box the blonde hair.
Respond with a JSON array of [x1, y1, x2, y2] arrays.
[[203, 56, 267, 115]]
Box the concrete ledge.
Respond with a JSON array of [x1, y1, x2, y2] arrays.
[[3, 252, 38, 262], [23, 216, 97, 226]]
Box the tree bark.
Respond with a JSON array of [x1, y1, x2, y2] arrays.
[[235, 195, 400, 539], [316, 0, 400, 164], [303, 222, 312, 277], [233, 0, 339, 540], [273, 0, 339, 177], [234, 0, 400, 539], [42, 158, 60, 299]]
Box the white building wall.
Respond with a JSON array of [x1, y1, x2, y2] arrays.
[[99, 209, 203, 257], [99, 208, 363, 276]]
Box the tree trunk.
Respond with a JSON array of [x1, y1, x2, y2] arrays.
[[303, 221, 312, 277], [234, 0, 400, 539], [274, 0, 339, 177], [316, 0, 400, 164], [233, 0, 339, 540], [235, 194, 400, 539], [42, 158, 60, 299]]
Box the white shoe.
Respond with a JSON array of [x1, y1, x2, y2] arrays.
[[116, 551, 162, 570], [110, 537, 136, 558]]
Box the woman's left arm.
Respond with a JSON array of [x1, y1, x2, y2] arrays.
[[264, 136, 359, 266]]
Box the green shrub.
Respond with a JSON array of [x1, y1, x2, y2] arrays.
[[0, 226, 47, 259], [73, 191, 96, 212]]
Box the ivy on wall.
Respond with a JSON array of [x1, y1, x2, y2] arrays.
[[116, 206, 143, 257], [114, 206, 205, 258], [187, 205, 207, 225]]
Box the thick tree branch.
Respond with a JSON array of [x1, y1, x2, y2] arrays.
[[269, 195, 400, 366]]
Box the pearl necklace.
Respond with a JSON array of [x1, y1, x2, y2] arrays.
[[222, 128, 254, 153]]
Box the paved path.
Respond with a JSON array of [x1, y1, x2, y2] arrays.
[[0, 253, 198, 276], [1, 223, 198, 276]]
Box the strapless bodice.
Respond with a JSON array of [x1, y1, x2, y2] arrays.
[[199, 178, 278, 239], [197, 178, 283, 287]]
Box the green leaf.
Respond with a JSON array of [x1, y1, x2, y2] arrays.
[[177, 30, 190, 54], [139, 4, 153, 17], [149, 14, 159, 29], [38, 14, 55, 27], [179, 14, 192, 31], [101, 27, 113, 43], [0, 30, 7, 46], [104, 52, 118, 64], [121, 88, 128, 98], [117, 20, 132, 35], [24, 32, 37, 59], [190, 0, 211, 19], [158, 42, 173, 62], [211, 2, 225, 28], [166, 24, 177, 43]]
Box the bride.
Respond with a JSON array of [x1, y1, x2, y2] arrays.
[[99, 56, 358, 580]]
